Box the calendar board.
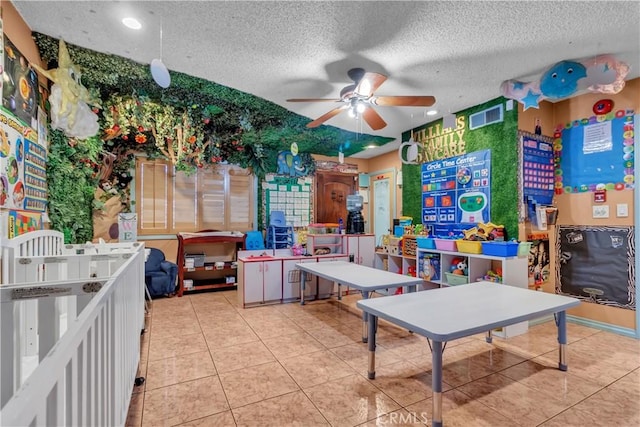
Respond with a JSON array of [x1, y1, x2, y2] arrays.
[[262, 175, 312, 227]]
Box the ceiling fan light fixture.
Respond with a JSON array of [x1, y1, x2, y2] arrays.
[[348, 108, 356, 118], [122, 17, 142, 30], [356, 102, 366, 114]]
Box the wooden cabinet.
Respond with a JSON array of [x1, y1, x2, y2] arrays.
[[342, 234, 375, 267], [238, 259, 283, 306], [176, 231, 245, 297]]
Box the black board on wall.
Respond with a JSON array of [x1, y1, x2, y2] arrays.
[[556, 225, 635, 310]]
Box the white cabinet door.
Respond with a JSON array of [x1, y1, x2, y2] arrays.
[[344, 235, 375, 267], [358, 235, 376, 267], [343, 235, 359, 262], [263, 260, 283, 302], [242, 262, 264, 304], [282, 258, 316, 301]]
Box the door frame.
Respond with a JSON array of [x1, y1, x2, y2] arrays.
[[314, 171, 358, 225], [367, 167, 397, 246]]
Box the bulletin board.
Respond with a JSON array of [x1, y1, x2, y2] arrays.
[[555, 111, 634, 193], [262, 175, 312, 227], [521, 132, 554, 206], [556, 225, 635, 310], [421, 149, 491, 228], [1, 109, 47, 212]]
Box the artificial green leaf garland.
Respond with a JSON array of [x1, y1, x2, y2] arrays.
[[34, 33, 393, 241]]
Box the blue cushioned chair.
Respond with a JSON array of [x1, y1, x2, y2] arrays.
[[145, 248, 178, 297]]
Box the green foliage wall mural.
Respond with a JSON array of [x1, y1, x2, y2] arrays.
[[402, 98, 519, 239], [34, 34, 393, 241], [47, 129, 102, 243]]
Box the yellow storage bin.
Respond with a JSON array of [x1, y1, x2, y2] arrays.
[[455, 239, 483, 254]]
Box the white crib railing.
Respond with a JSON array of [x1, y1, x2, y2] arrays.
[[0, 241, 145, 426]]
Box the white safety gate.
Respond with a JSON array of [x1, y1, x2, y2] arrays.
[[0, 231, 145, 426]]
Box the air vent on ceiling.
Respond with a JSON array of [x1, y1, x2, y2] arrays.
[[469, 104, 504, 130]]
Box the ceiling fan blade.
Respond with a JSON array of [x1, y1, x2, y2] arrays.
[[354, 72, 387, 97], [306, 105, 349, 128], [287, 98, 341, 102], [362, 107, 387, 130], [372, 96, 436, 107]]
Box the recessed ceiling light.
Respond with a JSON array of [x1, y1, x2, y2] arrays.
[[122, 17, 142, 30], [426, 110, 438, 116]]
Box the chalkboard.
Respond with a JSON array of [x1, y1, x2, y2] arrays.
[[556, 225, 635, 310]]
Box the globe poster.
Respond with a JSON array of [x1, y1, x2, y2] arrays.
[[421, 149, 491, 229]]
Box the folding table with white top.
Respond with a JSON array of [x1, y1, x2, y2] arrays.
[[357, 281, 580, 427], [296, 260, 424, 342]]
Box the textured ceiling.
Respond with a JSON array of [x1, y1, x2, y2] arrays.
[[13, 1, 640, 159]]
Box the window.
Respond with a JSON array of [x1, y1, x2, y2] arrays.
[[135, 158, 254, 234]]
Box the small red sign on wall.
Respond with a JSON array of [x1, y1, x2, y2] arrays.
[[594, 190, 606, 203]]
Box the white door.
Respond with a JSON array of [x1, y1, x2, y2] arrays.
[[371, 172, 395, 247]]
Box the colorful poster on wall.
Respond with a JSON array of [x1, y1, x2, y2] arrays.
[[421, 149, 491, 227], [23, 135, 47, 211], [0, 16, 4, 105], [7, 209, 43, 238], [554, 110, 634, 194], [0, 109, 47, 211], [522, 132, 554, 205], [1, 36, 39, 129]]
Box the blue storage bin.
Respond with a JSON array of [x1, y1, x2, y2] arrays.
[[394, 226, 404, 237], [481, 241, 519, 257], [416, 236, 436, 249]]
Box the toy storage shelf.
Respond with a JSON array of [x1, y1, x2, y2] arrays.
[[373, 251, 420, 294], [307, 234, 343, 255], [415, 247, 529, 338], [177, 231, 246, 297]]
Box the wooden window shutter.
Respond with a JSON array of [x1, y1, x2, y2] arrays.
[[199, 167, 226, 230], [228, 166, 253, 231], [136, 158, 170, 233], [173, 170, 198, 231]]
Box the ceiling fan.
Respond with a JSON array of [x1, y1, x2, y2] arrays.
[[287, 68, 436, 131]]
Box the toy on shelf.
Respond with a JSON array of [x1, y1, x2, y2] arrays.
[[420, 253, 440, 281], [482, 269, 503, 283], [450, 257, 468, 275], [407, 265, 416, 277], [462, 222, 505, 241]]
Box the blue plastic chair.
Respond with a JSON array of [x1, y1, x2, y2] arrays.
[[245, 230, 265, 250], [270, 210, 286, 227]]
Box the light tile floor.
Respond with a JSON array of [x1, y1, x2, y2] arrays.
[[127, 290, 640, 426]]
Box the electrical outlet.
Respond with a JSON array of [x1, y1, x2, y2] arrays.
[[616, 203, 629, 217], [592, 205, 610, 218]]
